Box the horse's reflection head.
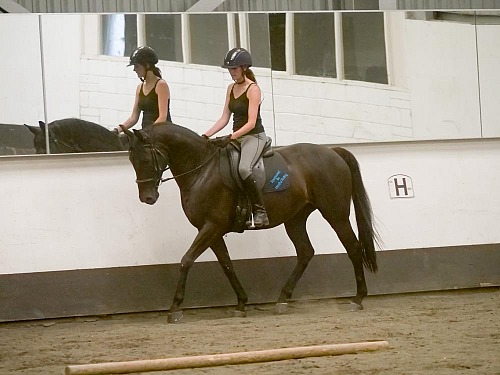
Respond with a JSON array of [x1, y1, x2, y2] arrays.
[[123, 127, 163, 205], [25, 121, 60, 154]]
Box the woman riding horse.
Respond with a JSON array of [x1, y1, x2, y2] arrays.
[[114, 46, 172, 133], [203, 48, 269, 228]]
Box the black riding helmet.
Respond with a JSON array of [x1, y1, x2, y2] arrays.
[[221, 47, 253, 68], [127, 46, 159, 67]]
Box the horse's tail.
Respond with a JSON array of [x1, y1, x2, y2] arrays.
[[332, 147, 380, 273]]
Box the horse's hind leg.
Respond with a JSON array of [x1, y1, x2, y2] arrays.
[[277, 209, 315, 313], [211, 238, 248, 316], [329, 219, 368, 310]]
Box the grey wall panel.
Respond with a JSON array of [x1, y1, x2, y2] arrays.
[[7, 0, 500, 13], [143, 0, 158, 12], [87, 0, 103, 12], [102, 0, 118, 12], [115, 0, 131, 13], [1, 244, 498, 322], [157, 0, 170, 11], [74, 0, 89, 12], [61, 0, 76, 12], [395, 0, 499, 9]]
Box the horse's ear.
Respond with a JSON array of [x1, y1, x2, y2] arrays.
[[25, 124, 42, 135], [38, 121, 46, 132], [133, 129, 150, 143], [118, 133, 130, 151], [120, 125, 134, 138]]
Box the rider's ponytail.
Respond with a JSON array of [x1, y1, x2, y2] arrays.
[[150, 65, 162, 79], [244, 68, 257, 83]]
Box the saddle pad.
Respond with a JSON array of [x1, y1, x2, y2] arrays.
[[262, 152, 290, 193], [219, 148, 290, 193]]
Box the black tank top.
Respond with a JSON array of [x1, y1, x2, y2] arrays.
[[228, 83, 264, 135], [138, 79, 172, 127]]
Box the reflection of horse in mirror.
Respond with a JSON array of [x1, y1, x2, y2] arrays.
[[0, 123, 36, 155], [25, 118, 127, 154], [123, 123, 380, 322]]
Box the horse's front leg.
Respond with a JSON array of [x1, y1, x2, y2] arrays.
[[211, 237, 248, 316], [168, 227, 218, 323]]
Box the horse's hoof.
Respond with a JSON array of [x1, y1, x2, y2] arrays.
[[167, 310, 184, 323], [275, 302, 289, 314], [349, 301, 364, 311], [230, 309, 247, 318]]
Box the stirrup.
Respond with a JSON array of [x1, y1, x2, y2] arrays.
[[246, 211, 269, 228]]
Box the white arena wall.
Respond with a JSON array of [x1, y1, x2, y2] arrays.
[[1, 140, 500, 274], [1, 139, 499, 321]]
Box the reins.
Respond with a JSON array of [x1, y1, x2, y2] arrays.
[[52, 138, 78, 152], [136, 142, 219, 186], [160, 148, 219, 184]]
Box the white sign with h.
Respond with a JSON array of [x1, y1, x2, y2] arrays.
[[388, 174, 414, 198]]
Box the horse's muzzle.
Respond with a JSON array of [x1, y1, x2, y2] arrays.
[[139, 189, 159, 205]]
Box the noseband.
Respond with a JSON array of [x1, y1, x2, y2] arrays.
[[135, 143, 170, 186]]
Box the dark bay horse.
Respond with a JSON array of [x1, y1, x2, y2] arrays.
[[123, 123, 380, 322], [25, 118, 127, 154]]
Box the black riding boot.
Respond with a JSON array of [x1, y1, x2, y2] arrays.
[[243, 176, 270, 228]]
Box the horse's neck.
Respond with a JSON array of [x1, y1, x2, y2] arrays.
[[158, 131, 215, 186]]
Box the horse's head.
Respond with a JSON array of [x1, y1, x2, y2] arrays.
[[25, 121, 80, 153], [122, 127, 167, 205], [25, 121, 49, 153]]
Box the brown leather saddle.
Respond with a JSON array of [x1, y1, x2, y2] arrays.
[[219, 137, 290, 192], [219, 137, 290, 232]]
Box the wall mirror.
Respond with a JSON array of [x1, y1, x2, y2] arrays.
[[0, 10, 498, 156], [269, 10, 500, 144], [0, 12, 273, 155]]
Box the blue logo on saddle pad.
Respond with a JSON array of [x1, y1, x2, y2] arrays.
[[270, 170, 289, 190]]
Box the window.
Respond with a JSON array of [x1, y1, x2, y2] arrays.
[[269, 13, 286, 71], [145, 15, 183, 62], [101, 14, 137, 57], [295, 13, 336, 78], [342, 12, 387, 84], [248, 13, 271, 68], [190, 14, 228, 66], [99, 12, 388, 85]]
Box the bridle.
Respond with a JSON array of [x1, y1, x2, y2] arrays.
[[45, 121, 82, 153], [44, 134, 80, 153], [50, 137, 79, 153], [135, 141, 219, 187]]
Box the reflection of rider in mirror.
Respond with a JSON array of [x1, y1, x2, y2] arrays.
[[114, 46, 171, 134], [202, 47, 269, 228]]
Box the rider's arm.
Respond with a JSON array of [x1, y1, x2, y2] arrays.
[[203, 85, 232, 138], [231, 84, 260, 139], [154, 79, 170, 124], [115, 85, 141, 133]]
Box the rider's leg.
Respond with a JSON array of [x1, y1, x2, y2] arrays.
[[238, 133, 269, 228], [242, 175, 269, 227]]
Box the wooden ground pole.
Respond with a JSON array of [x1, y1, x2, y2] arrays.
[[65, 340, 389, 374]]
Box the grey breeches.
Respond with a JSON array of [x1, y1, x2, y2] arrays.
[[238, 132, 267, 180]]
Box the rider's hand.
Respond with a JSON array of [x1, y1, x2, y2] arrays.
[[111, 127, 120, 134], [208, 134, 232, 148]]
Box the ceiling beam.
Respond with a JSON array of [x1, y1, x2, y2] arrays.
[[186, 0, 226, 12], [0, 0, 29, 12]]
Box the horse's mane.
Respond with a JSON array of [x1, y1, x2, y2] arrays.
[[148, 123, 209, 148], [50, 118, 115, 140], [49, 118, 124, 151]]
